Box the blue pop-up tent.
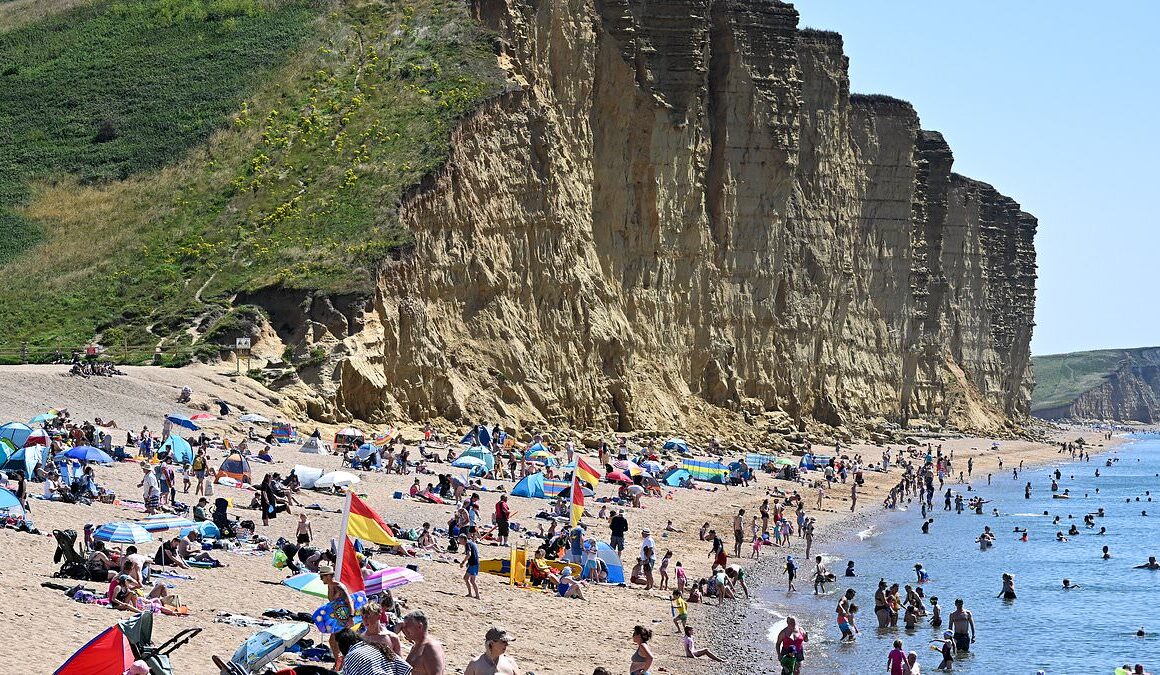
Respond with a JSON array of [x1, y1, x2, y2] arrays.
[[511, 472, 545, 498], [0, 422, 32, 448], [590, 541, 625, 583], [2, 445, 47, 479], [662, 468, 692, 487], [160, 435, 194, 465]]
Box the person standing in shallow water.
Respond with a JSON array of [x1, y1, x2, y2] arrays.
[[997, 573, 1016, 600], [948, 598, 975, 653]]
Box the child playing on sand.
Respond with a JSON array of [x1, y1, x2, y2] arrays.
[[671, 589, 688, 633], [297, 514, 313, 545], [675, 561, 687, 593], [659, 551, 672, 590]]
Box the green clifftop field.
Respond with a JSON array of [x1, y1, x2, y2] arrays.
[[0, 0, 502, 363], [1031, 346, 1160, 420]]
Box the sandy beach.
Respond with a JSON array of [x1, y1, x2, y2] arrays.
[[0, 366, 1127, 674]]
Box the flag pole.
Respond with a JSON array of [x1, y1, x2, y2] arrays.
[[335, 490, 353, 575]]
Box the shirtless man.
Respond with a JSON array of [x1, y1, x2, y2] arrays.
[[733, 509, 745, 557], [401, 610, 446, 675], [320, 564, 354, 664], [464, 626, 520, 675], [361, 601, 403, 655], [948, 598, 976, 653]]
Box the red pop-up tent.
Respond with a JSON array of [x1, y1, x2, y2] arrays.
[[54, 624, 134, 675]]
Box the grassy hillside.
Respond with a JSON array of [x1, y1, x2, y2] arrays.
[[0, 0, 503, 363], [1031, 346, 1160, 412]]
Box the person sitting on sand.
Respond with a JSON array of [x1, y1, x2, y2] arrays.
[[360, 601, 404, 656], [177, 531, 220, 566], [557, 567, 586, 600], [682, 625, 725, 662], [108, 574, 178, 615]]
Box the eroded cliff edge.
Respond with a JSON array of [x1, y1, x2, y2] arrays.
[[266, 0, 1038, 435]]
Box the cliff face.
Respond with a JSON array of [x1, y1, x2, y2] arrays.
[[271, 0, 1038, 433], [1033, 348, 1160, 422]]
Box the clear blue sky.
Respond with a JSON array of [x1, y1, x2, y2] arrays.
[[794, 1, 1158, 356]]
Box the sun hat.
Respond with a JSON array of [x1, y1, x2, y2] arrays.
[[318, 564, 334, 576], [485, 626, 515, 643]]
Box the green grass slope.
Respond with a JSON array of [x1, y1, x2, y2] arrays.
[[1031, 346, 1160, 412], [0, 0, 503, 363]]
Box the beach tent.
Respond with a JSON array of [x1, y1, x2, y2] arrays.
[[455, 446, 494, 471], [159, 435, 193, 465], [53, 623, 135, 675], [271, 422, 296, 444], [661, 468, 692, 487], [511, 472, 546, 498], [0, 438, 13, 467], [800, 454, 832, 471], [218, 452, 252, 483], [662, 438, 691, 454], [297, 437, 329, 454], [292, 465, 324, 489], [2, 445, 47, 479], [334, 427, 364, 446], [0, 487, 24, 518], [0, 422, 32, 448], [588, 541, 625, 583], [25, 428, 51, 448], [681, 458, 729, 484]]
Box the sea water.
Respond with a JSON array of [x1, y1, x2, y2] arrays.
[[758, 434, 1160, 674]]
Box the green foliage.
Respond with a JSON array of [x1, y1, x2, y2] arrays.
[[0, 0, 503, 362]]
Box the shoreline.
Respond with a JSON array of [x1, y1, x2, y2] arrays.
[[701, 425, 1136, 673]]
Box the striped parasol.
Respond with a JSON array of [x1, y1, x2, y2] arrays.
[[613, 459, 644, 477], [93, 521, 153, 544], [364, 566, 423, 596], [137, 514, 197, 532]]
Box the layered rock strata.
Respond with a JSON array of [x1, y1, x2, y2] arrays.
[[263, 0, 1038, 433], [1034, 348, 1160, 422]]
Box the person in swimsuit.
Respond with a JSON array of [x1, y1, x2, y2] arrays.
[[997, 573, 1016, 600], [630, 625, 654, 675], [948, 599, 975, 653], [837, 589, 857, 641], [933, 631, 955, 671], [874, 580, 892, 628], [681, 626, 725, 662], [785, 555, 797, 592], [775, 616, 807, 675]]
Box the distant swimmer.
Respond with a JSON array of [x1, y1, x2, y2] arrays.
[[1025, 482, 1032, 499], [997, 573, 1016, 600], [1135, 556, 1160, 570], [1056, 531, 1069, 542], [1103, 546, 1111, 560], [1099, 527, 1107, 535], [1062, 579, 1080, 589]]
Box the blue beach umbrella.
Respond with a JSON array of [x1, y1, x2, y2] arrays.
[[230, 622, 310, 672], [64, 446, 114, 464], [662, 438, 691, 454], [0, 422, 32, 448], [29, 413, 57, 424], [355, 442, 378, 459], [0, 487, 23, 515], [164, 414, 200, 431], [93, 522, 153, 544], [451, 455, 486, 469]]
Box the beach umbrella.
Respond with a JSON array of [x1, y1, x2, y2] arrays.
[[314, 471, 360, 488], [0, 487, 23, 515], [164, 414, 200, 431], [641, 460, 662, 474], [364, 566, 424, 596], [613, 459, 644, 476], [179, 522, 221, 538], [606, 470, 632, 484], [189, 413, 216, 422], [281, 572, 328, 599], [93, 522, 153, 545], [25, 428, 51, 448], [239, 413, 271, 424], [137, 514, 196, 532], [335, 426, 364, 439], [457, 446, 495, 471], [451, 455, 486, 469], [662, 438, 690, 454], [64, 445, 114, 464], [29, 412, 57, 424], [526, 449, 552, 460], [527, 442, 547, 454], [230, 622, 310, 672]]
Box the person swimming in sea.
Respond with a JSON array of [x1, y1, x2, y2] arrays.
[[1062, 578, 1080, 589], [1056, 531, 1069, 542], [914, 564, 930, 584], [1135, 556, 1159, 570], [1103, 546, 1111, 560]]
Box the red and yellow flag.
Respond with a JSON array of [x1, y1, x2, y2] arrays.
[[339, 535, 365, 594], [346, 493, 401, 547], [576, 457, 602, 490], [570, 473, 584, 526]]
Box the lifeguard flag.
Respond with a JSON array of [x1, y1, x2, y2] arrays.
[[570, 473, 584, 526], [346, 493, 401, 547], [576, 457, 602, 490], [339, 535, 365, 594]]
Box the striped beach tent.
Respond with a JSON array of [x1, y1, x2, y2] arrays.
[[681, 458, 730, 484]]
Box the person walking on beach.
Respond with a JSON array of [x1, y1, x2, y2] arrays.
[[785, 555, 798, 592], [460, 534, 481, 599], [733, 509, 745, 557], [948, 599, 975, 653], [464, 626, 519, 675], [850, 483, 858, 512], [775, 616, 807, 675]]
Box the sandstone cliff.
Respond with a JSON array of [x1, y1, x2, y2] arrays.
[[259, 0, 1038, 435], [1033, 347, 1160, 422]]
